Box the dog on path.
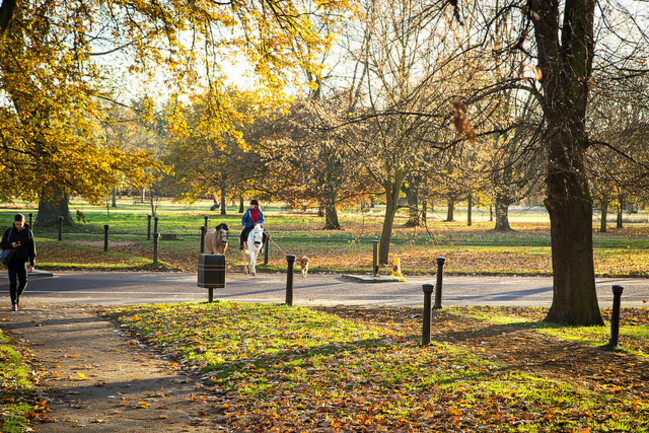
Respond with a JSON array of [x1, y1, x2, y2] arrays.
[[295, 256, 310, 278]]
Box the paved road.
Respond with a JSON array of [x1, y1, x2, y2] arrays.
[[5, 270, 648, 308]]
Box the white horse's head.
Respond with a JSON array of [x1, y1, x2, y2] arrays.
[[249, 223, 264, 248]]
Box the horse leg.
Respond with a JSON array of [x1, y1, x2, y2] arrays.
[[250, 250, 256, 276]]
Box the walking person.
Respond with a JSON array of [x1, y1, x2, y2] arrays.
[[240, 199, 264, 250], [1, 214, 36, 311]]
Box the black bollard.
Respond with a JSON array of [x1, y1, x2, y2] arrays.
[[103, 224, 109, 252], [146, 214, 152, 240], [28, 213, 33, 230], [153, 232, 159, 265], [58, 216, 63, 241], [608, 285, 624, 348], [200, 226, 206, 253], [286, 254, 296, 306], [433, 257, 446, 309], [264, 239, 270, 265], [203, 216, 209, 230], [153, 216, 159, 237], [422, 284, 435, 347], [372, 240, 379, 277]]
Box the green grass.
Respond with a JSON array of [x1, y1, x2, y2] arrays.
[[452, 306, 649, 357], [3, 200, 649, 276], [0, 330, 38, 432], [107, 302, 649, 432]]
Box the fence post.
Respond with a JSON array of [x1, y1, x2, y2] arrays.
[[264, 239, 270, 265], [422, 284, 435, 347], [153, 232, 159, 265], [146, 215, 152, 240], [28, 213, 33, 230], [285, 254, 296, 306], [608, 285, 624, 348], [433, 257, 446, 309], [153, 216, 159, 237], [58, 216, 63, 241], [103, 225, 109, 252], [372, 240, 379, 276], [200, 226, 206, 253], [203, 215, 209, 230]]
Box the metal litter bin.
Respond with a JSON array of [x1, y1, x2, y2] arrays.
[[198, 254, 225, 302]]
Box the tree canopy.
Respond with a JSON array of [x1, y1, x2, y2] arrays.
[[0, 0, 347, 203]]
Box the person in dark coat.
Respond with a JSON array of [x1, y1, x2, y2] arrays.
[[1, 214, 36, 311]]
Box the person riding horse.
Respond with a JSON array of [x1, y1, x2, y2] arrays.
[[240, 199, 264, 250]]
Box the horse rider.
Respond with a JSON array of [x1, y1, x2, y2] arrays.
[[240, 199, 264, 250]]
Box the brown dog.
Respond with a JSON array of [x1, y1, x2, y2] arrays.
[[295, 256, 310, 278]]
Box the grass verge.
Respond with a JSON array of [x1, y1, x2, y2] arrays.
[[0, 329, 47, 432], [106, 303, 649, 432]]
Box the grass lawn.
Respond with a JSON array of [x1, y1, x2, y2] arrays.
[[106, 302, 649, 432], [1, 199, 648, 276]]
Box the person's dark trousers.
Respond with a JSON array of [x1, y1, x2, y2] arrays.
[[7, 259, 27, 306], [240, 227, 253, 250]]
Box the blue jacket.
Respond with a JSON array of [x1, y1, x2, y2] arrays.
[[242, 208, 264, 228]]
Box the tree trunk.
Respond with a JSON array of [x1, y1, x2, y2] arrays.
[[617, 193, 624, 229], [493, 194, 512, 231], [599, 198, 608, 233], [402, 184, 420, 227], [467, 193, 472, 227], [111, 189, 117, 208], [220, 186, 227, 216], [36, 184, 72, 227], [378, 171, 404, 265], [239, 197, 244, 213], [532, 0, 603, 325], [323, 189, 341, 230], [544, 165, 602, 325], [489, 203, 493, 221], [445, 197, 454, 222], [0, 1, 17, 34]]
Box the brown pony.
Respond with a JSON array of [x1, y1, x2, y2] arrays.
[[204, 223, 229, 254]]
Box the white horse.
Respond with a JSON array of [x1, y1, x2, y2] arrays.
[[242, 223, 265, 276]]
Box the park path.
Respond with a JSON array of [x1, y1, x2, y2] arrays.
[[8, 270, 649, 307], [1, 305, 221, 432]]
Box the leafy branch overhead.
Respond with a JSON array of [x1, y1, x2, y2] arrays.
[[0, 0, 348, 203]]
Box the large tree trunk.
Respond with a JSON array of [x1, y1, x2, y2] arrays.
[[493, 194, 512, 231], [533, 0, 603, 325], [36, 184, 72, 227], [323, 189, 341, 230], [378, 171, 404, 265], [467, 193, 472, 227], [544, 152, 602, 325]]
